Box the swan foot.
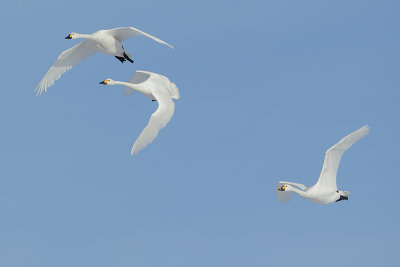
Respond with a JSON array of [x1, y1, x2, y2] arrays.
[[335, 195, 349, 202], [115, 56, 126, 63], [123, 52, 134, 63]]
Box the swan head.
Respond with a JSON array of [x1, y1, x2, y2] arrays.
[[99, 79, 115, 85], [278, 185, 295, 192], [335, 190, 350, 202], [65, 32, 79, 39], [278, 185, 287, 191], [278, 184, 302, 193]]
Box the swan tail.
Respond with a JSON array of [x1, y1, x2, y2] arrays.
[[170, 82, 180, 100]]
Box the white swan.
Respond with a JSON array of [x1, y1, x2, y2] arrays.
[[99, 71, 180, 155], [35, 27, 173, 95], [276, 125, 370, 204]]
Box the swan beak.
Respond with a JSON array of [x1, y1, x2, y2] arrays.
[[278, 186, 286, 191], [65, 34, 72, 39], [99, 80, 108, 85]]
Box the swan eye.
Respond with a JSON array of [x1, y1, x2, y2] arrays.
[[281, 186, 286, 191]]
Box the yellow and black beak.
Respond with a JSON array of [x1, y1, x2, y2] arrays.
[[278, 186, 286, 191], [65, 34, 72, 39], [99, 80, 108, 85]]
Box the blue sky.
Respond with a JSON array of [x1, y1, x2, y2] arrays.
[[0, 0, 399, 266]]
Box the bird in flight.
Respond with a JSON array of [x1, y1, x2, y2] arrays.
[[276, 125, 370, 204], [99, 70, 180, 155], [35, 27, 173, 95]]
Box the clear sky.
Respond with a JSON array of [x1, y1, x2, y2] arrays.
[[0, 0, 399, 266]]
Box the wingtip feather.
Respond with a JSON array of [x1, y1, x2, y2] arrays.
[[363, 125, 371, 134], [34, 86, 45, 96], [355, 125, 371, 139], [131, 146, 140, 156]]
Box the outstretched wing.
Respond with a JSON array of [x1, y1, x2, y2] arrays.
[[106, 27, 174, 48], [276, 181, 308, 203], [35, 40, 98, 95], [316, 125, 370, 189], [123, 71, 152, 96], [131, 89, 175, 155]]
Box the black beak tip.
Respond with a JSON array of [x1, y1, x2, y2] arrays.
[[99, 81, 105, 84], [65, 35, 72, 39]]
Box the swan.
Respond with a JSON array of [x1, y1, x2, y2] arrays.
[[35, 27, 173, 95], [99, 71, 180, 155], [276, 125, 370, 204]]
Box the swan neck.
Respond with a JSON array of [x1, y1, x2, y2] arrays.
[[113, 81, 147, 94], [77, 33, 93, 39], [289, 186, 307, 197]]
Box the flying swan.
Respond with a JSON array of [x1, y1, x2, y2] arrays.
[[35, 27, 173, 95], [276, 125, 370, 204], [99, 71, 180, 155]]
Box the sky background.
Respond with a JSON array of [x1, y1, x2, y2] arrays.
[[0, 0, 399, 266]]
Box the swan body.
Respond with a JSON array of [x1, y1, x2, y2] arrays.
[[36, 27, 173, 95], [276, 125, 370, 204], [99, 71, 179, 155]]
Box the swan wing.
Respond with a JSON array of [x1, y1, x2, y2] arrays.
[[123, 71, 152, 96], [276, 181, 308, 203], [316, 125, 370, 189], [35, 40, 98, 95], [131, 88, 175, 155], [106, 27, 174, 48]]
